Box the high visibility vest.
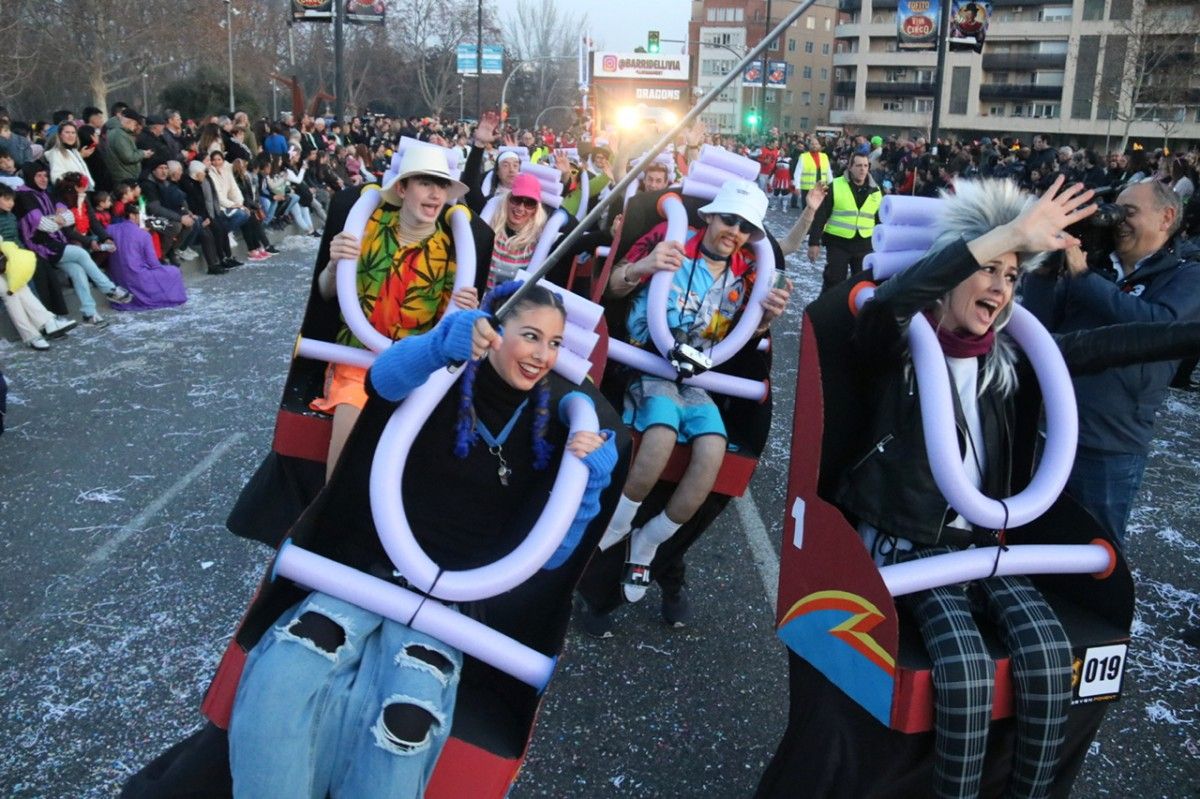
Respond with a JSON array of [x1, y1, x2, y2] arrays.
[[824, 176, 882, 239], [797, 151, 831, 191]]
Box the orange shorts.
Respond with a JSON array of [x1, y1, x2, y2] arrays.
[[310, 362, 369, 413]]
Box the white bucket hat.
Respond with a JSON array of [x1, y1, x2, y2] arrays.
[[380, 146, 468, 206], [698, 178, 769, 241]]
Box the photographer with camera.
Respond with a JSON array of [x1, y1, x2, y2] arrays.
[[598, 179, 790, 616], [1023, 179, 1200, 547]]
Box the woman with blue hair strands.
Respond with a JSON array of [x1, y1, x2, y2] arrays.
[[225, 281, 619, 798]]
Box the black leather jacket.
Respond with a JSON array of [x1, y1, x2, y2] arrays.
[[836, 237, 1200, 547]]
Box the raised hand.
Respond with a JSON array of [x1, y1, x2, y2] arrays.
[[805, 181, 828, 211], [471, 315, 502, 360], [474, 113, 499, 147], [1009, 175, 1096, 253]]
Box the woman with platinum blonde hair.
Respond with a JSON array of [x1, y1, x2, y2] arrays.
[[831, 174, 1200, 797], [837, 176, 1089, 799]]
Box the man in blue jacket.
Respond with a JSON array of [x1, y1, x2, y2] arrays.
[[1024, 179, 1200, 546]]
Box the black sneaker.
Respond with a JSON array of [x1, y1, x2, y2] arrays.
[[661, 587, 692, 628], [265, 245, 281, 254], [576, 598, 614, 639], [208, 264, 229, 275], [225, 257, 245, 268]]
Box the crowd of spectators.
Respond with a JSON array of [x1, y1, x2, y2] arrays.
[[4, 98, 1198, 356]]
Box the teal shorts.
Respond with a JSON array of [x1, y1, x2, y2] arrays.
[[622, 377, 727, 443]]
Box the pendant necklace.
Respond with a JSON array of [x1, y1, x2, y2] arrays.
[[475, 399, 528, 487]]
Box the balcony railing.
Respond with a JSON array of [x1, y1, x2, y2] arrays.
[[979, 84, 1064, 100], [865, 81, 937, 97], [834, 81, 857, 95], [981, 53, 1068, 71]]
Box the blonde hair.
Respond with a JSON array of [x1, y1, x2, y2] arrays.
[[489, 189, 548, 254], [922, 178, 1048, 399]]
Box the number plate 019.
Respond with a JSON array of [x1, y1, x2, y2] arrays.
[[1075, 644, 1127, 701]]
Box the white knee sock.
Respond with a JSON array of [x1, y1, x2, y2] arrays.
[[599, 494, 641, 551], [623, 512, 683, 602]]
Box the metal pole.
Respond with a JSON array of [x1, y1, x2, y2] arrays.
[[334, 0, 345, 122], [761, 0, 772, 132], [500, 64, 522, 126], [142, 73, 149, 113], [225, 0, 235, 113], [475, 0, 482, 119], [273, 81, 279, 120], [1104, 108, 1113, 155], [496, 0, 819, 318], [534, 105, 573, 129], [927, 0, 952, 156]]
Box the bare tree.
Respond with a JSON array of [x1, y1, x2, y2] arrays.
[[30, 0, 201, 111], [1097, 1, 1200, 151], [0, 0, 38, 103], [501, 0, 587, 124], [391, 0, 498, 118]]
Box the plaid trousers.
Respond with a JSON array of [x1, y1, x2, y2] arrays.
[[901, 547, 1074, 799]]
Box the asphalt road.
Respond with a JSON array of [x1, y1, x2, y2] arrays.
[[0, 213, 1197, 798]]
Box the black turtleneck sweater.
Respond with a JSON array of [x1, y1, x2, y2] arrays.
[[328, 359, 566, 575]]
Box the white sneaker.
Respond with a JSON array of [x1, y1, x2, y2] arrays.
[[177, 247, 199, 261], [42, 316, 77, 338], [28, 336, 50, 350]]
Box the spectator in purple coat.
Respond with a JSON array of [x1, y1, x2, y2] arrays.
[[104, 202, 187, 311]]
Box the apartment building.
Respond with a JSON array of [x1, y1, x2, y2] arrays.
[[831, 0, 1200, 147], [689, 0, 840, 135]]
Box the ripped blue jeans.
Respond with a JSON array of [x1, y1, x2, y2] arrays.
[[229, 592, 462, 798]]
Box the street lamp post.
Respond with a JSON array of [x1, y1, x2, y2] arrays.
[[499, 56, 574, 126], [224, 0, 235, 113]]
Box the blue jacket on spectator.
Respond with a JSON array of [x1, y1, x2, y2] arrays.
[[1023, 245, 1200, 454], [263, 133, 288, 158]]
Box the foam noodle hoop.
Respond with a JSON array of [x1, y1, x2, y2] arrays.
[[644, 193, 773, 368], [852, 281, 1077, 528], [576, 169, 590, 220], [607, 339, 768, 401], [336, 192, 476, 354], [909, 304, 1077, 528], [879, 544, 1115, 598], [371, 385, 600, 601]]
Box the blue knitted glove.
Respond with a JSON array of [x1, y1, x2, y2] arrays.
[[368, 310, 487, 402], [542, 431, 618, 570]]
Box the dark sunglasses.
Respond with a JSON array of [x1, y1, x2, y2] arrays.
[[509, 195, 539, 209], [716, 213, 757, 234]]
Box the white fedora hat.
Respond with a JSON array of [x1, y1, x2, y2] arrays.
[[697, 178, 769, 241], [379, 145, 468, 206]]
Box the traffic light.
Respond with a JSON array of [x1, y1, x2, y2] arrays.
[[647, 30, 661, 54], [745, 106, 758, 128]]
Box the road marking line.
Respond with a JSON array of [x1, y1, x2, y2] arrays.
[[734, 486, 779, 610], [84, 432, 245, 564]]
